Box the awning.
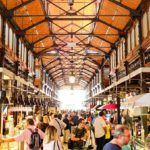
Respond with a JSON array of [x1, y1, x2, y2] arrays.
[[121, 93, 150, 108], [91, 104, 101, 110], [99, 104, 117, 109]]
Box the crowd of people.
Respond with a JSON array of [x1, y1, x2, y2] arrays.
[[0, 110, 149, 150]]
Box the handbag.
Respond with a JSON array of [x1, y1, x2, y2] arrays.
[[88, 145, 93, 149], [53, 141, 61, 150], [53, 141, 55, 150], [55, 119, 63, 136], [68, 138, 74, 149], [87, 128, 94, 149], [56, 141, 61, 150]]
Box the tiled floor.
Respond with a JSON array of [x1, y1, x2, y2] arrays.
[[0, 142, 19, 150], [63, 143, 68, 150], [0, 142, 68, 150]]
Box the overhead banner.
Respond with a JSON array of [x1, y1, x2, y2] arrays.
[[10, 107, 32, 112]]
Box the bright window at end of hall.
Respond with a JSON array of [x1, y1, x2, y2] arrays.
[[5, 23, 8, 45], [142, 12, 148, 38], [0, 15, 1, 38], [9, 28, 13, 50]]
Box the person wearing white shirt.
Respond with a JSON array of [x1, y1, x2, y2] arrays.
[[85, 122, 96, 149], [49, 114, 66, 137], [93, 111, 106, 150], [43, 125, 63, 150]]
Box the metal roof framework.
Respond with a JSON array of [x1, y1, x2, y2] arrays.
[[0, 0, 144, 89]]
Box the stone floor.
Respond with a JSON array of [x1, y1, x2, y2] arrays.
[[0, 142, 68, 150], [0, 142, 19, 150]]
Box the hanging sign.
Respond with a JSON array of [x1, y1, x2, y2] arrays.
[[10, 107, 32, 112]]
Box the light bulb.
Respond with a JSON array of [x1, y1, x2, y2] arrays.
[[69, 76, 75, 83]]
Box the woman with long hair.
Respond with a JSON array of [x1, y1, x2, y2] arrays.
[[43, 125, 63, 150]]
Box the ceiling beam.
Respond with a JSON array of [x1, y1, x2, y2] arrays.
[[47, 0, 68, 14], [19, 17, 122, 32], [13, 14, 139, 17], [47, 64, 61, 72], [58, 58, 65, 81], [84, 63, 96, 72], [40, 0, 55, 44], [36, 44, 58, 56], [80, 79, 88, 83], [88, 44, 108, 54], [81, 72, 91, 78], [20, 33, 122, 36], [52, 22, 69, 34], [22, 19, 46, 32], [74, 0, 96, 14], [44, 56, 59, 67], [95, 35, 113, 45], [51, 69, 62, 76], [49, 67, 62, 75], [108, 0, 139, 15], [87, 57, 101, 69], [83, 67, 95, 74], [75, 21, 93, 33], [53, 73, 63, 79], [31, 35, 49, 46], [97, 19, 122, 32], [41, 53, 104, 57], [8, 0, 35, 13], [82, 70, 93, 76], [47, 18, 122, 32]]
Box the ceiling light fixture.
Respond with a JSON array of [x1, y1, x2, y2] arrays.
[[68, 0, 74, 10], [69, 75, 75, 83]]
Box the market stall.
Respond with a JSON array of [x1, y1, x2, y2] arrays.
[[121, 93, 150, 149]]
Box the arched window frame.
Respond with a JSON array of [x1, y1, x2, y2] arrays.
[[5, 22, 8, 45], [0, 14, 2, 38], [9, 28, 13, 50]]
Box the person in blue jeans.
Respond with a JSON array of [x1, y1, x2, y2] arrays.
[[103, 125, 130, 150]]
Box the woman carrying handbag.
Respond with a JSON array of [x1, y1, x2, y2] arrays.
[[85, 122, 96, 150], [43, 125, 63, 150]]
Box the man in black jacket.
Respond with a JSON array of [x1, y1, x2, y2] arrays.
[[63, 114, 70, 143]]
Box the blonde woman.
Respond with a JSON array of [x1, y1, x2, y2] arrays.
[[85, 122, 96, 150], [145, 134, 150, 150], [43, 125, 63, 150]]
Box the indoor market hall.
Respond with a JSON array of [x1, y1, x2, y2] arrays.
[[0, 0, 150, 150]]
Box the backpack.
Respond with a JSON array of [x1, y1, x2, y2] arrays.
[[28, 128, 42, 149]]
